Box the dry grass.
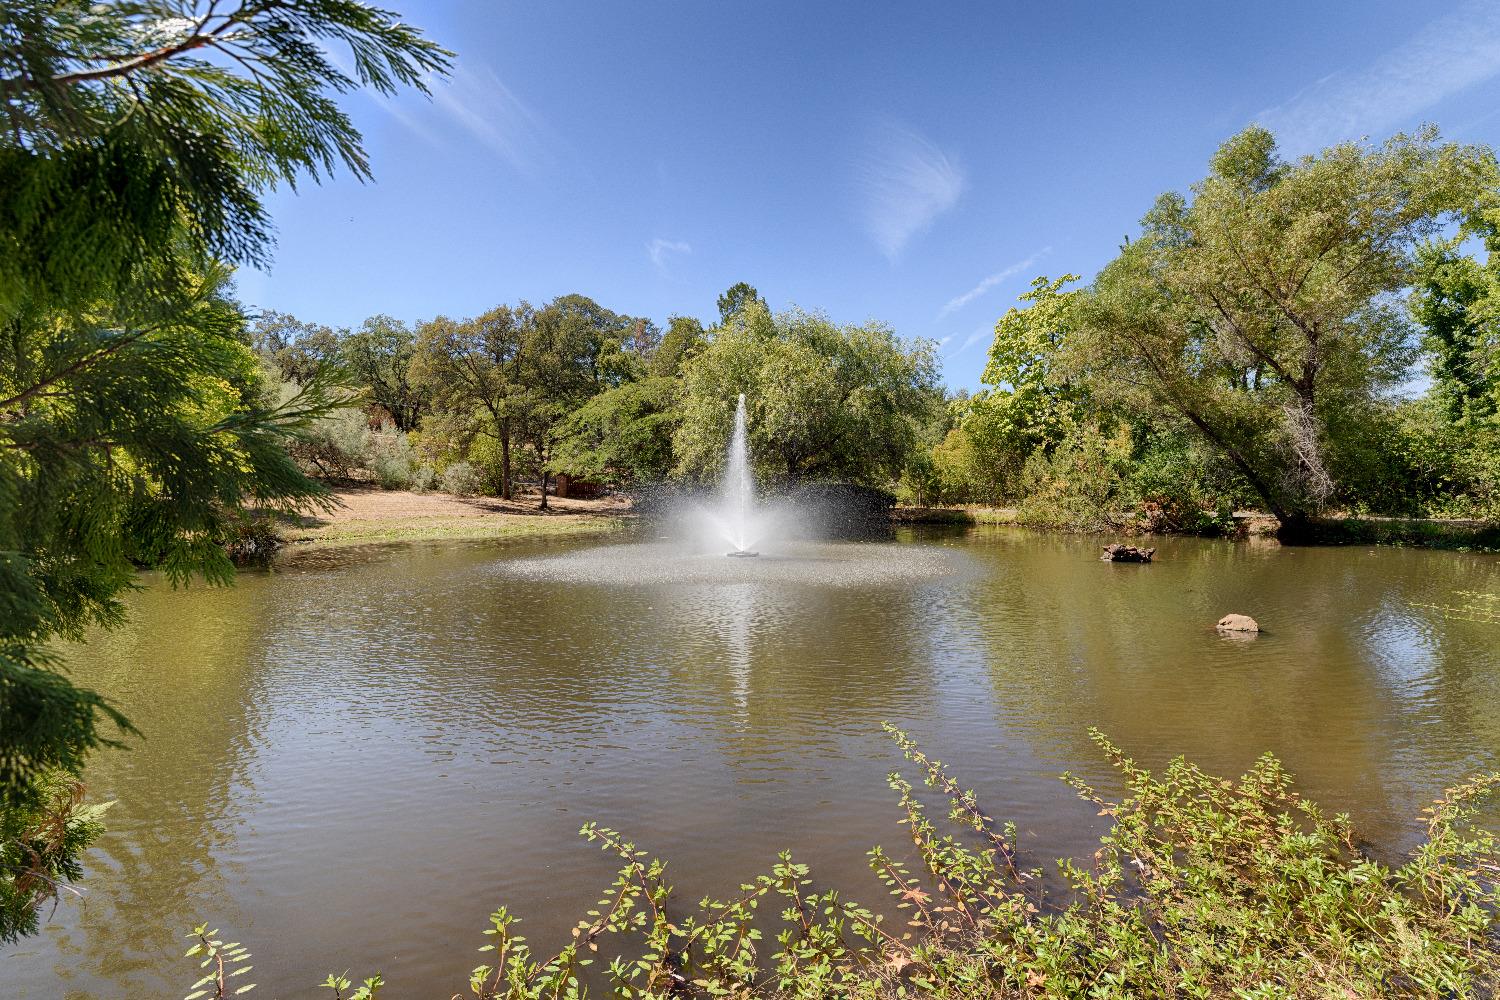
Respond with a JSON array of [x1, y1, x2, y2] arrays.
[[279, 485, 629, 550]]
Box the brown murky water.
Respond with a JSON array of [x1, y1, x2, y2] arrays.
[[4, 527, 1498, 997]]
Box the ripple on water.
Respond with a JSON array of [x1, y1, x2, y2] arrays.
[[490, 539, 965, 588]]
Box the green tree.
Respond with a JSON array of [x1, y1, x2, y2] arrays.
[[550, 377, 681, 487], [342, 314, 425, 431], [0, 0, 447, 938], [0, 1, 449, 286], [519, 295, 641, 509], [930, 407, 1015, 506], [675, 303, 939, 486], [716, 282, 766, 325], [409, 306, 530, 500], [248, 310, 343, 384], [1073, 126, 1497, 535], [1412, 239, 1500, 424], [970, 274, 1085, 453], [550, 311, 702, 491], [943, 274, 1089, 502], [650, 315, 706, 377]]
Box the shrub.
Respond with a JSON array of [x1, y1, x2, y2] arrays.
[[931, 425, 1022, 506], [365, 423, 421, 490], [409, 463, 438, 494], [1331, 400, 1500, 520], [222, 515, 283, 566], [183, 728, 1500, 998], [2, 774, 109, 945], [895, 449, 943, 507], [1125, 432, 1240, 535], [466, 436, 510, 495], [1016, 422, 1132, 531], [287, 405, 370, 480], [441, 461, 484, 497]]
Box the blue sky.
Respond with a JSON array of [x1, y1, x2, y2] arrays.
[[236, 0, 1500, 390]]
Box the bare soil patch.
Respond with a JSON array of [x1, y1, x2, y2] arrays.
[[281, 484, 631, 550]]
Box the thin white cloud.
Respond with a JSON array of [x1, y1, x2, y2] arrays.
[[429, 65, 547, 173], [938, 247, 1051, 319], [944, 323, 993, 360], [857, 122, 965, 260], [354, 58, 548, 174], [646, 238, 692, 273], [1257, 0, 1500, 154]]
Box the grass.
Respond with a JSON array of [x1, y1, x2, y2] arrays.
[[280, 513, 626, 550], [891, 506, 1018, 525]]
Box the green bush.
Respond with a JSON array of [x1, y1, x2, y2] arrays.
[[895, 449, 943, 507], [1125, 432, 1241, 535], [409, 463, 438, 493], [366, 425, 421, 490], [1015, 423, 1132, 531], [2, 773, 109, 945], [182, 728, 1500, 998], [467, 436, 511, 496], [441, 461, 484, 497], [1324, 400, 1499, 520], [930, 425, 1023, 507], [223, 515, 283, 566], [287, 405, 371, 480]]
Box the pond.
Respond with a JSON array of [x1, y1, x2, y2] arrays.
[[5, 527, 1499, 997]]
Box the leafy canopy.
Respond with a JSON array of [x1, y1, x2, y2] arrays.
[[1072, 125, 1498, 527], [0, 0, 448, 936], [675, 303, 940, 486], [0, 0, 451, 287]]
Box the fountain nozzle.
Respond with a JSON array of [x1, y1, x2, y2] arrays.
[[727, 550, 759, 558]]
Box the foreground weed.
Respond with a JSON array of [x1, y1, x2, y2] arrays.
[[185, 727, 1500, 998]]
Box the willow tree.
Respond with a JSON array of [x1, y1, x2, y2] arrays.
[[675, 303, 940, 487], [1073, 126, 1498, 536], [0, 1, 448, 940]]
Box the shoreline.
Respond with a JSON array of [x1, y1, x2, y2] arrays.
[[277, 484, 630, 552], [270, 488, 1499, 556], [889, 505, 1500, 551]]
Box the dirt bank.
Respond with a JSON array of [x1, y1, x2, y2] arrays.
[[282, 484, 630, 550]]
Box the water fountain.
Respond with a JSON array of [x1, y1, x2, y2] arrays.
[[493, 393, 959, 587], [716, 394, 759, 557]]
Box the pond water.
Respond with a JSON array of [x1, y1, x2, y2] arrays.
[[4, 527, 1499, 997]]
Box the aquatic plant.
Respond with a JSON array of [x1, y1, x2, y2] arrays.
[[0, 774, 108, 945], [184, 727, 1500, 998]]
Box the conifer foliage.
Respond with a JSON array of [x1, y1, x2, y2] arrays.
[[0, 0, 448, 941]]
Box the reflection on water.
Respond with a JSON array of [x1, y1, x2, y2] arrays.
[[3, 529, 1498, 998]]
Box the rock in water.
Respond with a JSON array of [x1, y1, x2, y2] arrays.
[[1216, 614, 1260, 633], [1101, 544, 1155, 563]]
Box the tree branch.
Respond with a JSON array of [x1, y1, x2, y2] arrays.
[[0, 326, 158, 414]]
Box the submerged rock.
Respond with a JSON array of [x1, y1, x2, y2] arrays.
[[1101, 544, 1155, 563], [1216, 614, 1260, 633]]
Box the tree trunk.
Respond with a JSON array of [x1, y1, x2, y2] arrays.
[[1274, 510, 1315, 544], [1176, 405, 1293, 526], [500, 426, 512, 501], [539, 469, 549, 511]]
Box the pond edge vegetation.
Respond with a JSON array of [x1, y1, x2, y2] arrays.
[[183, 726, 1500, 999]]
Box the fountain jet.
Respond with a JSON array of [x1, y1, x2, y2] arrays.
[[720, 394, 759, 557]]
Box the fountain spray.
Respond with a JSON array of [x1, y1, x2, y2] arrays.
[[722, 394, 758, 557]]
